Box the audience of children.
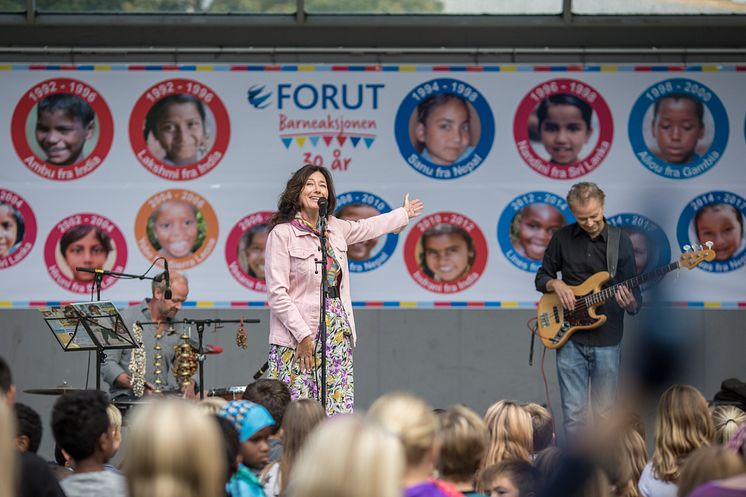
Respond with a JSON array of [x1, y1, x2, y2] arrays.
[[3, 350, 746, 497]]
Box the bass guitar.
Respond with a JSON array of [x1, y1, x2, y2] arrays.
[[536, 243, 715, 349]]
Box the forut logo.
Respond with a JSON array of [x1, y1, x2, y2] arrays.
[[247, 85, 272, 109]]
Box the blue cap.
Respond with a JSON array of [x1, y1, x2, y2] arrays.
[[218, 400, 275, 442]]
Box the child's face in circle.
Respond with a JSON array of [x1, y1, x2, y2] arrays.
[[539, 103, 591, 165], [696, 206, 742, 261], [155, 102, 206, 165], [424, 233, 470, 282], [0, 205, 18, 257], [628, 231, 650, 274], [416, 99, 471, 166], [339, 204, 380, 261], [152, 201, 199, 259], [652, 97, 704, 164], [35, 110, 94, 166], [244, 231, 268, 280], [64, 229, 108, 282], [515, 204, 564, 260]]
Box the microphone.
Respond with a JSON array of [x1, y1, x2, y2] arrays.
[[317, 197, 328, 219], [76, 267, 104, 274], [163, 260, 172, 300]]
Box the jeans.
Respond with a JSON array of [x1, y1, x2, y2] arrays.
[[556, 340, 621, 438]]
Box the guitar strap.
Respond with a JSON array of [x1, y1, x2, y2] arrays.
[[607, 224, 621, 279]]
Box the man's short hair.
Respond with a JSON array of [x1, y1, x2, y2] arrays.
[[242, 378, 291, 433], [51, 390, 110, 461], [0, 356, 12, 395], [15, 403, 43, 453], [567, 182, 605, 208], [151, 270, 188, 296]]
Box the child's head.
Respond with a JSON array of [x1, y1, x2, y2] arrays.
[[521, 402, 555, 454], [537, 94, 593, 165], [219, 400, 275, 471], [59, 225, 113, 282], [511, 205, 565, 261], [150, 200, 199, 259], [477, 460, 541, 497], [242, 378, 292, 435], [124, 399, 225, 497], [106, 403, 123, 458], [145, 94, 208, 165], [416, 93, 472, 166], [336, 204, 380, 261], [51, 390, 112, 465], [437, 404, 489, 484], [483, 400, 533, 466], [238, 224, 269, 279], [420, 223, 475, 282], [695, 204, 743, 261], [280, 399, 326, 493], [367, 391, 438, 470], [35, 93, 95, 166], [14, 402, 42, 453], [652, 95, 704, 164], [652, 384, 714, 483], [712, 405, 746, 445], [0, 203, 24, 258], [288, 415, 404, 497], [676, 445, 746, 497]]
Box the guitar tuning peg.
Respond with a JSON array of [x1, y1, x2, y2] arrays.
[[705, 241, 713, 249], [683, 244, 691, 252]]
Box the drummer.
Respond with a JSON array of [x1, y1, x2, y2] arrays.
[[101, 271, 196, 400]]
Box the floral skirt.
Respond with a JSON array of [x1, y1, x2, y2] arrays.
[[268, 297, 353, 415]]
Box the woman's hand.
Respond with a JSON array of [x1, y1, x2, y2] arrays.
[[295, 335, 315, 373], [403, 193, 424, 219]]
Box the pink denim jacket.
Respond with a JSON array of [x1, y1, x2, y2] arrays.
[[266, 207, 409, 348]]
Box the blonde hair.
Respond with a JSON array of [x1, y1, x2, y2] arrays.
[[124, 398, 225, 497], [597, 424, 648, 497], [367, 392, 438, 468], [712, 405, 746, 445], [0, 397, 17, 497], [437, 404, 489, 482], [522, 402, 554, 453], [676, 445, 746, 497], [483, 400, 533, 466], [652, 385, 714, 482], [280, 399, 326, 494], [567, 182, 605, 208], [197, 396, 228, 416], [287, 415, 404, 497]]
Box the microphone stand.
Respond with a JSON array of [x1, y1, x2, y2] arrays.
[[316, 214, 329, 411], [80, 267, 158, 391]]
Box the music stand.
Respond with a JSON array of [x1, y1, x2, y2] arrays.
[[39, 301, 137, 391]]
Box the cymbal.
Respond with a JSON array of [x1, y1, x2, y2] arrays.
[[24, 387, 87, 395]]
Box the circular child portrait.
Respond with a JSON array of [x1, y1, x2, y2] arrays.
[[129, 79, 230, 181], [334, 191, 399, 273], [513, 79, 613, 180], [629, 78, 728, 179], [607, 213, 672, 276], [677, 191, 746, 273], [11, 79, 114, 181], [43, 213, 127, 294], [0, 189, 37, 269], [395, 78, 495, 180], [225, 211, 272, 292], [135, 189, 219, 270], [497, 192, 575, 273], [404, 212, 487, 294]]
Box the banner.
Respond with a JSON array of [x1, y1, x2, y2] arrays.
[[1, 64, 745, 307]]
